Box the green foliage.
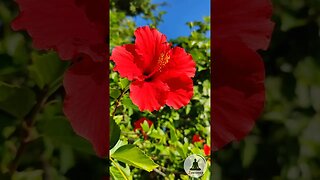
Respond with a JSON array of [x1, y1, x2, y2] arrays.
[[111, 144, 158, 172]]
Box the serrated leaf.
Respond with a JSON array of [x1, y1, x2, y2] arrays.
[[112, 144, 158, 172]]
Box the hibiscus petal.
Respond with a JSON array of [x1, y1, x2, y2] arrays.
[[157, 72, 193, 109], [134, 26, 169, 74], [63, 57, 108, 157], [130, 80, 169, 111], [110, 44, 143, 81], [12, 0, 107, 61], [212, 40, 265, 150], [75, 0, 108, 34], [204, 144, 211, 156], [166, 47, 196, 78], [213, 0, 274, 50]]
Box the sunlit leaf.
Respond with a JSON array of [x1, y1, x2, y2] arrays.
[[111, 144, 158, 172]]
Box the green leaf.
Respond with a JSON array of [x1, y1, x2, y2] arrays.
[[110, 118, 121, 149], [110, 88, 121, 99], [110, 166, 127, 180], [141, 120, 150, 133], [0, 83, 36, 118], [122, 95, 138, 110], [38, 116, 95, 155], [168, 124, 178, 143], [110, 140, 126, 155], [59, 145, 74, 173], [111, 144, 158, 172], [201, 164, 211, 180], [110, 163, 131, 180], [242, 137, 257, 168], [176, 141, 186, 159], [5, 34, 29, 65], [28, 52, 68, 89], [120, 78, 130, 89]]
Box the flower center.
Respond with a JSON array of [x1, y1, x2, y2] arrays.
[[158, 52, 170, 71], [144, 51, 170, 82]]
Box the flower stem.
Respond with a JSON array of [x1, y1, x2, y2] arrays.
[[110, 157, 129, 180], [8, 87, 49, 174], [112, 87, 129, 118], [8, 76, 64, 175]]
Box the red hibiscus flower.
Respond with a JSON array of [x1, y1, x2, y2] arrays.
[[212, 0, 274, 150], [133, 118, 153, 139], [110, 26, 196, 111], [192, 134, 204, 144], [204, 144, 211, 156]]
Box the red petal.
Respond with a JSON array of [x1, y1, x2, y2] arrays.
[[63, 57, 108, 157], [192, 134, 203, 143], [204, 144, 211, 156], [75, 0, 107, 34], [212, 40, 265, 150], [134, 26, 169, 74], [129, 80, 169, 111], [12, 0, 107, 61], [110, 44, 143, 80], [157, 72, 193, 109], [165, 47, 196, 78], [213, 0, 274, 50]]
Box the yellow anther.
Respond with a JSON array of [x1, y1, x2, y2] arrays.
[[158, 52, 170, 71]]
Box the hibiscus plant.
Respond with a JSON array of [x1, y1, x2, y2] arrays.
[[108, 12, 211, 180]]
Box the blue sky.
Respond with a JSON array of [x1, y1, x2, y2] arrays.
[[134, 0, 210, 40]]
